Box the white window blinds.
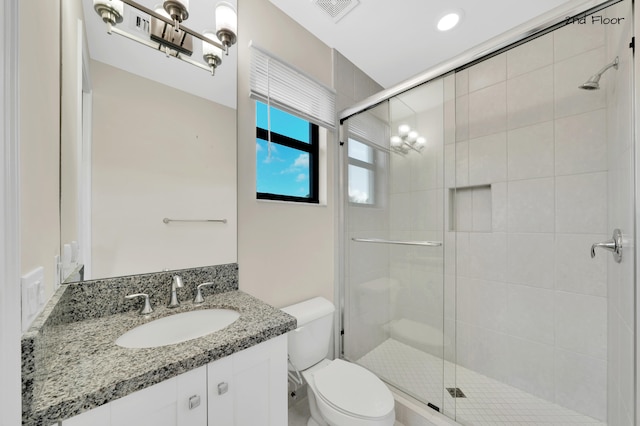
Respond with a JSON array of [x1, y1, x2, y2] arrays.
[[347, 110, 389, 149], [250, 43, 336, 129]]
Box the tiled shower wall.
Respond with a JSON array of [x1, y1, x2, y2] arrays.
[[448, 15, 617, 422]]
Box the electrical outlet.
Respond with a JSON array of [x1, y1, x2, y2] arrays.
[[21, 267, 45, 332]]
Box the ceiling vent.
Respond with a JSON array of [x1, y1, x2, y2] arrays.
[[313, 0, 359, 23]]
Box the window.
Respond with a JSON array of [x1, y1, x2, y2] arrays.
[[256, 101, 319, 203], [348, 138, 376, 205]]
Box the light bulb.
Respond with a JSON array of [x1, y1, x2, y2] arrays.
[[390, 136, 403, 147], [216, 2, 237, 49], [438, 12, 461, 31], [398, 124, 410, 137], [407, 131, 419, 143], [416, 136, 427, 146], [203, 31, 223, 58]]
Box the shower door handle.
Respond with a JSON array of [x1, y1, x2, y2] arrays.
[[591, 229, 622, 263]]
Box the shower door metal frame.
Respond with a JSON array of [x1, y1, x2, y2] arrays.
[[337, 0, 637, 423]]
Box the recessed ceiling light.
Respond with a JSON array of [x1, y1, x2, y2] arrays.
[[437, 11, 462, 31]]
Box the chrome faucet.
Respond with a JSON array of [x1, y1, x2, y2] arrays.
[[168, 275, 183, 308]]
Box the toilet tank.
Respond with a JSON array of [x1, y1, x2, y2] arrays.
[[281, 297, 335, 371]]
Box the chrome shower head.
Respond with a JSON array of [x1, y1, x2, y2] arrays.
[[579, 56, 619, 90]]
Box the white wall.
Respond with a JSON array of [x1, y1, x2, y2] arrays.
[[449, 14, 618, 421], [90, 60, 237, 279], [237, 0, 335, 308], [1, 0, 22, 423], [19, 0, 61, 299]]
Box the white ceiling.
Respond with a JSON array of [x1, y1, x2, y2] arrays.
[[83, 0, 576, 110], [268, 0, 573, 89], [82, 0, 237, 109]]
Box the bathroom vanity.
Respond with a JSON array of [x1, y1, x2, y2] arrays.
[[62, 335, 287, 426], [21, 264, 296, 426]]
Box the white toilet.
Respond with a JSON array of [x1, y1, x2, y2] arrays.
[[282, 297, 395, 426]]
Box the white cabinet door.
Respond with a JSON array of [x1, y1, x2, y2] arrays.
[[111, 376, 179, 426], [63, 365, 207, 426], [62, 402, 110, 426], [111, 365, 207, 426], [207, 334, 288, 426], [176, 366, 208, 425], [232, 334, 288, 426], [63, 336, 287, 426], [207, 354, 235, 425]]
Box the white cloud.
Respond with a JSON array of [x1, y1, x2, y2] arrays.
[[348, 189, 370, 203], [294, 153, 309, 168], [296, 173, 306, 182]]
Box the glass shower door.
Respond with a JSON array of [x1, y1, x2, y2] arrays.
[[342, 77, 448, 414]]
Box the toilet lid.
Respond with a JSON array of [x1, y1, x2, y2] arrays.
[[313, 359, 394, 419]]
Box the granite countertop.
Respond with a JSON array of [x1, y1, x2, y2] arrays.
[[22, 265, 297, 425]]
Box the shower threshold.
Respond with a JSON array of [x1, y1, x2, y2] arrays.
[[357, 339, 605, 425]]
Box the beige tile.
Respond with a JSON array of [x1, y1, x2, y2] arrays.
[[468, 132, 507, 185], [507, 121, 554, 181], [507, 65, 553, 129], [555, 172, 607, 234], [507, 33, 553, 78], [554, 17, 605, 61], [555, 108, 607, 176], [507, 178, 555, 233], [468, 82, 507, 139], [469, 53, 506, 92]]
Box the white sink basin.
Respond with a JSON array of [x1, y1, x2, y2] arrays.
[[116, 309, 240, 349]]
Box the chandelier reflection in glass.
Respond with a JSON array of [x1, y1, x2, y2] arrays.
[[390, 124, 426, 154], [93, 0, 237, 76]]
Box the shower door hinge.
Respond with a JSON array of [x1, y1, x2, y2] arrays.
[[630, 37, 635, 52], [339, 124, 345, 146]]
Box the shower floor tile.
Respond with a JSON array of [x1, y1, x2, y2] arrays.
[[357, 339, 605, 426]]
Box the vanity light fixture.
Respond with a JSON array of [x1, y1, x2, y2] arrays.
[[92, 0, 237, 76], [390, 124, 426, 154]]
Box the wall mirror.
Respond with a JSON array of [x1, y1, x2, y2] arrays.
[[60, 0, 238, 282]]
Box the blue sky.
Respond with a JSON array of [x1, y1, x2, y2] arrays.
[[256, 102, 311, 198]]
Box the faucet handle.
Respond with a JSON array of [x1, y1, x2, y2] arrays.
[[194, 282, 215, 304], [126, 293, 153, 315], [172, 275, 184, 289]]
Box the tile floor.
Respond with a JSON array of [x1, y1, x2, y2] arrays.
[[357, 339, 605, 426]]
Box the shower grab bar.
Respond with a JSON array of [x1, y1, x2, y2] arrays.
[[351, 238, 442, 247], [163, 218, 227, 224]]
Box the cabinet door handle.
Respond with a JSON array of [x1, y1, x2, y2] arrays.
[[188, 395, 201, 410], [217, 382, 229, 395]]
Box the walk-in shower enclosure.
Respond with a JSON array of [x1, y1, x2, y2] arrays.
[[339, 1, 635, 424]]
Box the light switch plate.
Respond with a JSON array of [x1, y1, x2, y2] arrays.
[[21, 266, 45, 332]]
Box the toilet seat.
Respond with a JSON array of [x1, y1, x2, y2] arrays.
[[312, 359, 394, 420]]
